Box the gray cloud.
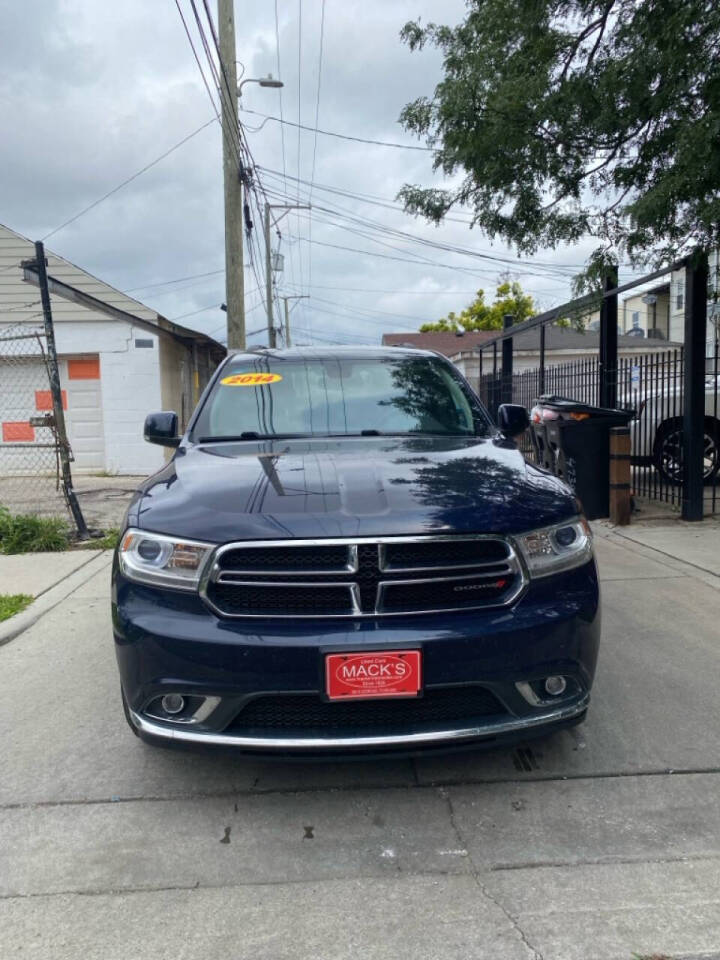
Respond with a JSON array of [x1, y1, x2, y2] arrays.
[[0, 0, 599, 348]]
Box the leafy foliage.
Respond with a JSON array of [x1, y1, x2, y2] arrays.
[[399, 0, 720, 272], [0, 506, 70, 554], [420, 280, 535, 332], [0, 594, 33, 623]]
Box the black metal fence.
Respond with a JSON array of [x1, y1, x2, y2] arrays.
[[479, 344, 719, 516], [475, 251, 718, 519]]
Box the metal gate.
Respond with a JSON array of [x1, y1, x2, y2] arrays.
[[476, 251, 719, 518], [0, 322, 68, 517], [0, 315, 88, 534]]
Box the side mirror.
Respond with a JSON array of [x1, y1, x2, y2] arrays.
[[497, 404, 530, 439], [144, 411, 180, 448]]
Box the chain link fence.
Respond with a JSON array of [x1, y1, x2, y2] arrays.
[[0, 321, 75, 521]]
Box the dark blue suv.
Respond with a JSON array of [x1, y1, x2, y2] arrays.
[[113, 347, 600, 755]]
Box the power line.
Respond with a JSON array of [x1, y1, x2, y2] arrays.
[[123, 264, 487, 299], [273, 0, 300, 311], [265, 176, 647, 288], [241, 108, 434, 151], [195, 0, 245, 168], [41, 117, 217, 242], [291, 283, 486, 295], [172, 302, 224, 320], [260, 164, 650, 276], [172, 0, 242, 171], [296, 0, 306, 306], [262, 173, 587, 279], [173, 0, 221, 121], [125, 268, 225, 293], [265, 183, 504, 281], [175, 296, 264, 324], [291, 323, 378, 345], [287, 234, 520, 275], [308, 0, 326, 292], [304, 294, 434, 328], [300, 205, 579, 282], [273, 0, 288, 186], [199, 0, 237, 116]]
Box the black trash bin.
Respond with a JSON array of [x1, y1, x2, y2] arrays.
[[530, 395, 634, 520]]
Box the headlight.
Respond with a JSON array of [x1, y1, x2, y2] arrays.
[[118, 529, 214, 590], [515, 517, 593, 578]]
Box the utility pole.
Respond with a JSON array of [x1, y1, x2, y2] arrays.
[[218, 0, 244, 349], [281, 294, 309, 348], [264, 203, 274, 348], [265, 203, 310, 348]]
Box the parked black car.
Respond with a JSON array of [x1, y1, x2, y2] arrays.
[[112, 347, 600, 755]]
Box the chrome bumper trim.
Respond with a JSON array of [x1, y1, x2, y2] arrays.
[[129, 695, 589, 750]]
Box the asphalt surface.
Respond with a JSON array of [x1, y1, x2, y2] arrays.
[[2, 529, 720, 960]]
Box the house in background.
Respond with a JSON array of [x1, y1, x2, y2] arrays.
[[598, 254, 719, 353], [381, 330, 498, 356], [386, 253, 719, 373], [0, 223, 225, 475], [381, 326, 677, 385], [447, 327, 678, 383]]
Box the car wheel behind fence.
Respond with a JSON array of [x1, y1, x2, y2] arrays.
[[653, 417, 720, 485]]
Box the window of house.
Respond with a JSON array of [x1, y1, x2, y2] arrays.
[[631, 311, 640, 327]]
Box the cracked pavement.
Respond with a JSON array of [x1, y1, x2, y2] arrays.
[[2, 528, 720, 959]]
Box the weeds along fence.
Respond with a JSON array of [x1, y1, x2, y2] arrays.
[[0, 322, 78, 523]]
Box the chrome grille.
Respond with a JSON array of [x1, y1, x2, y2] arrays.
[[200, 535, 526, 619]]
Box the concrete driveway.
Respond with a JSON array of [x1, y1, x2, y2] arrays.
[[2, 526, 720, 960]]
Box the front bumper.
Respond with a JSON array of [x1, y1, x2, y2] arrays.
[[113, 559, 600, 754], [126, 695, 589, 752]]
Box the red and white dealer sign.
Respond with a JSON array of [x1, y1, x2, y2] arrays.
[[325, 650, 422, 700]]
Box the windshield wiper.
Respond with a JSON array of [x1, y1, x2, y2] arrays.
[[197, 430, 478, 443], [197, 432, 302, 442]]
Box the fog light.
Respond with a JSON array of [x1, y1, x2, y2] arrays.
[[161, 693, 185, 715], [544, 676, 567, 697]]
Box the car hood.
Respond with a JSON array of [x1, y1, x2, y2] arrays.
[[129, 436, 577, 541]]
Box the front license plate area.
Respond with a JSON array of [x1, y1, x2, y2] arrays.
[[325, 650, 422, 701]]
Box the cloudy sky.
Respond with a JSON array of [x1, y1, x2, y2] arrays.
[[0, 0, 607, 348]]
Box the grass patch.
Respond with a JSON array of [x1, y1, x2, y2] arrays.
[[0, 594, 33, 623], [0, 506, 70, 554]]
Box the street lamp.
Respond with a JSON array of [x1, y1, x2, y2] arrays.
[[238, 74, 284, 98]]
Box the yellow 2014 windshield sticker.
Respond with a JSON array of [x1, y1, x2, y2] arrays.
[[221, 372, 283, 386]]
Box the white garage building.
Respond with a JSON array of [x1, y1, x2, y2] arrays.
[[0, 224, 225, 475]]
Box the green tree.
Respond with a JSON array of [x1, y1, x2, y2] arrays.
[[398, 1, 720, 285], [420, 280, 535, 332]]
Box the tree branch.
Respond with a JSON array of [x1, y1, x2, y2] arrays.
[[585, 1, 615, 71], [558, 16, 604, 84]]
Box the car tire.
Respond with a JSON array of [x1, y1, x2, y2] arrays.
[[652, 417, 720, 485]]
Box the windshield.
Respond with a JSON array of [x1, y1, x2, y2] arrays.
[[192, 355, 491, 441]]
